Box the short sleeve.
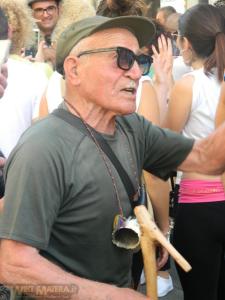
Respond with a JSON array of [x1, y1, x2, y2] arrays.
[[142, 119, 194, 180], [0, 137, 63, 250]]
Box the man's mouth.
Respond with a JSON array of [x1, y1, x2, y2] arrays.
[[121, 81, 137, 95], [122, 87, 136, 94]]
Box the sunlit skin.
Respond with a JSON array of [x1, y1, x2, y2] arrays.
[[31, 0, 60, 36], [64, 28, 143, 134]]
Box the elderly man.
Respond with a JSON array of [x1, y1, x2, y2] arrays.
[[1, 15, 225, 300]]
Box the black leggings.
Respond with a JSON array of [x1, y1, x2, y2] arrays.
[[173, 201, 225, 300]]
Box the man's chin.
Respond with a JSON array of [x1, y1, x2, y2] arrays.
[[116, 105, 136, 116]]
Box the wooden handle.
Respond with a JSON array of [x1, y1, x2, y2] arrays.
[[134, 205, 192, 272], [140, 228, 158, 299]]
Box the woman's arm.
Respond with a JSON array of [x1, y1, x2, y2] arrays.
[[162, 75, 194, 131], [215, 82, 225, 128], [137, 80, 170, 235]]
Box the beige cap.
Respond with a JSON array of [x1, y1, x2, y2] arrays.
[[56, 15, 155, 75]]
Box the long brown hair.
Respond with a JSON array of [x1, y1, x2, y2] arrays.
[[179, 4, 225, 82], [96, 0, 147, 17]]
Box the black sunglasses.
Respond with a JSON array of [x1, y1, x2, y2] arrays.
[[77, 46, 152, 76]]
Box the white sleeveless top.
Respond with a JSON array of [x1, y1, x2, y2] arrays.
[[182, 68, 221, 140], [136, 75, 152, 110]]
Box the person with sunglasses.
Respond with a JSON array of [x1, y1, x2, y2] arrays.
[[2, 15, 225, 300]]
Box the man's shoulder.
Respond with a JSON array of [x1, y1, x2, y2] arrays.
[[15, 113, 85, 154]]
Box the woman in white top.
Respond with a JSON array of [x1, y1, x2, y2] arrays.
[[163, 4, 225, 300]]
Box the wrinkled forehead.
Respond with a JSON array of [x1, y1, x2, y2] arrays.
[[77, 27, 140, 50]]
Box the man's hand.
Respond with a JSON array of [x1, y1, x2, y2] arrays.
[[152, 35, 173, 86], [156, 245, 169, 270], [0, 63, 7, 98]]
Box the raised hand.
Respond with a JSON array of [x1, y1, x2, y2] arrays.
[[152, 34, 173, 86]]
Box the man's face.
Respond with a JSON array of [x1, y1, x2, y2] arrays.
[[31, 1, 60, 36], [69, 28, 143, 116]]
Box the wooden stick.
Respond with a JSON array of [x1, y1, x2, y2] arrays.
[[140, 227, 157, 300], [134, 205, 192, 298]]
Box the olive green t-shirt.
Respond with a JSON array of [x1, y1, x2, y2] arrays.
[[0, 112, 193, 289]]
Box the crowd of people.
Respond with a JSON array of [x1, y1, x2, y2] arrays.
[[0, 0, 224, 300]]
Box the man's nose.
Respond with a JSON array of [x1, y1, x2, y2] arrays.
[[43, 9, 50, 16], [126, 60, 142, 80]]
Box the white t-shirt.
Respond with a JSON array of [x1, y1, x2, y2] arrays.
[[182, 68, 221, 140], [0, 58, 48, 157]]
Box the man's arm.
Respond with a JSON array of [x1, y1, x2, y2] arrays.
[[0, 240, 148, 300], [178, 122, 225, 175]]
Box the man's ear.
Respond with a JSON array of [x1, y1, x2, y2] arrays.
[[64, 55, 80, 84]]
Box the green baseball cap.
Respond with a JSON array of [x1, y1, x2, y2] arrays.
[[56, 15, 155, 75]]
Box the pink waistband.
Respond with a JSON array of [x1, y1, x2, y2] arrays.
[[179, 179, 225, 203]]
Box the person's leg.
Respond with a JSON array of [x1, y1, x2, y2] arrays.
[[218, 248, 225, 300], [173, 202, 225, 300], [157, 259, 173, 297]]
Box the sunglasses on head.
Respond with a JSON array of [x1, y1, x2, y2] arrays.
[[77, 46, 152, 76]]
